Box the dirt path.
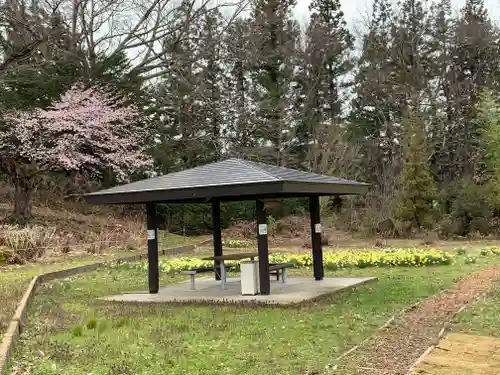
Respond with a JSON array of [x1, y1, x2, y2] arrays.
[[335, 267, 500, 375]]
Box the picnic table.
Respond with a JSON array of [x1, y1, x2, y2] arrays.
[[202, 252, 258, 290]]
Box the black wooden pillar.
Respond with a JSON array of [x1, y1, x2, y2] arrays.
[[212, 199, 223, 280], [146, 202, 159, 293], [309, 196, 324, 280], [256, 199, 270, 295]]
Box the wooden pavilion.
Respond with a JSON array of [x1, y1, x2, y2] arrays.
[[85, 158, 369, 295]]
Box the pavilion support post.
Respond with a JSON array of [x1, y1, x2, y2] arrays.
[[309, 196, 324, 281], [212, 199, 223, 280], [146, 202, 159, 293], [256, 199, 270, 295]]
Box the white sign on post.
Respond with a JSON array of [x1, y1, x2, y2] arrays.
[[147, 230, 156, 240], [315, 223, 322, 234], [258, 224, 268, 235]]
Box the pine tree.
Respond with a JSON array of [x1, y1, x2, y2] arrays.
[[0, 0, 80, 110], [148, 0, 207, 173], [349, 0, 399, 215], [477, 89, 500, 210], [296, 0, 354, 169], [395, 111, 438, 229], [223, 19, 257, 155], [248, 0, 299, 165], [390, 0, 432, 100], [427, 0, 459, 184], [350, 0, 395, 140], [451, 0, 499, 179], [197, 10, 226, 161]]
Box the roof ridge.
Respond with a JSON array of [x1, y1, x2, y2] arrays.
[[235, 159, 281, 181], [264, 162, 363, 183]]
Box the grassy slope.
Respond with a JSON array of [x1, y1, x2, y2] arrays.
[[0, 233, 205, 337], [454, 281, 500, 337], [10, 257, 500, 375]]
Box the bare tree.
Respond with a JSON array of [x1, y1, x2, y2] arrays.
[[306, 121, 363, 181], [0, 0, 249, 82]]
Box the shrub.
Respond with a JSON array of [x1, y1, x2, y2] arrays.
[[450, 181, 491, 227], [456, 247, 467, 255], [464, 256, 477, 264], [222, 239, 252, 248], [469, 217, 490, 236], [480, 246, 500, 256], [437, 215, 454, 239], [86, 319, 97, 330], [0, 224, 56, 264], [71, 325, 83, 337]]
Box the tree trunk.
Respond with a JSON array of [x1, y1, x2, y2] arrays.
[[12, 181, 34, 223]]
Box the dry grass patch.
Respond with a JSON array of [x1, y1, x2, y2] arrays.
[[0, 225, 56, 264]]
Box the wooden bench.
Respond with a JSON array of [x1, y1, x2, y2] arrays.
[[182, 263, 294, 290], [268, 262, 294, 283], [181, 265, 227, 290]]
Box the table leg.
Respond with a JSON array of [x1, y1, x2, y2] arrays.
[[220, 261, 226, 290]]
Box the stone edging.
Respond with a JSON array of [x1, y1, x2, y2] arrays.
[[0, 276, 39, 375], [0, 239, 209, 374]]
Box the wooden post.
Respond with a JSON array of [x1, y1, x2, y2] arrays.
[[146, 202, 159, 293], [212, 199, 223, 280], [309, 196, 324, 280], [256, 199, 270, 295]]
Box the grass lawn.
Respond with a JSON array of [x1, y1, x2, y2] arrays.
[[454, 279, 500, 337], [0, 233, 205, 337], [9, 255, 500, 375]]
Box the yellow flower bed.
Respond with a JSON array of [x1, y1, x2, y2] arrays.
[[480, 246, 500, 256], [110, 248, 455, 274]]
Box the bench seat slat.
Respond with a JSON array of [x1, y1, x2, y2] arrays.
[[268, 263, 294, 272], [182, 262, 294, 290]]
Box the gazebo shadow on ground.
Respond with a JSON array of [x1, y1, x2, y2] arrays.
[[100, 276, 377, 306]]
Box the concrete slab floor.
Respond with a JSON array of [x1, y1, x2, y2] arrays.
[[100, 276, 377, 305]]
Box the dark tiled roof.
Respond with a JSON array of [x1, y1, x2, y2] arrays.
[[85, 158, 369, 204]]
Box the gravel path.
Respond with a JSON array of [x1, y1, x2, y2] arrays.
[[335, 267, 500, 375]]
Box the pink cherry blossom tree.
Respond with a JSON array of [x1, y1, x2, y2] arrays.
[[0, 83, 152, 221]]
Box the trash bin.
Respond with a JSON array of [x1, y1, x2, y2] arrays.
[[240, 260, 260, 295]]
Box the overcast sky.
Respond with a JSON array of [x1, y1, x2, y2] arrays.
[[291, 0, 500, 35]]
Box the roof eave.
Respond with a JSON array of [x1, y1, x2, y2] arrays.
[[84, 180, 287, 205], [282, 181, 370, 196]]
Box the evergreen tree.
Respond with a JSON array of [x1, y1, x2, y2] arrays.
[[89, 51, 143, 99], [477, 89, 500, 210], [427, 0, 459, 184], [0, 0, 80, 110], [296, 0, 354, 169], [451, 0, 499, 179], [395, 111, 437, 228], [248, 0, 300, 165], [223, 19, 257, 155], [350, 0, 395, 141], [349, 0, 399, 215], [196, 11, 226, 161], [148, 0, 208, 173]]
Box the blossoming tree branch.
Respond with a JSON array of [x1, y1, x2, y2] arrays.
[[0, 83, 152, 221]]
